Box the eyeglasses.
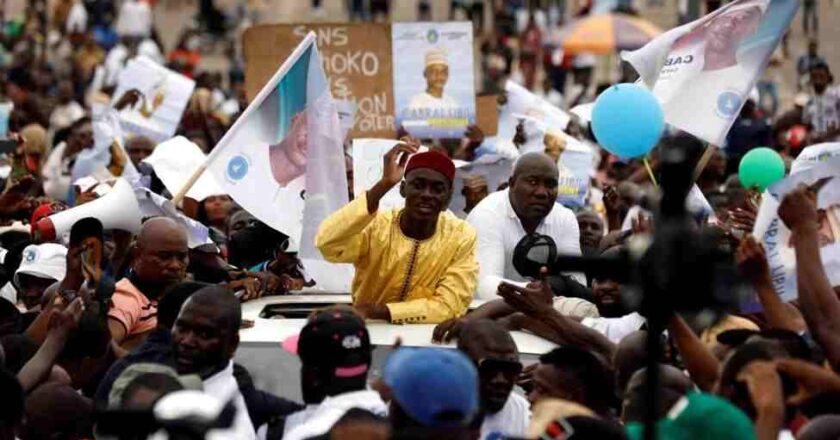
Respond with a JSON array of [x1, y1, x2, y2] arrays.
[[477, 358, 524, 378]]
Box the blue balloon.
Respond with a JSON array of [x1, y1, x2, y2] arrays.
[[591, 83, 665, 159]]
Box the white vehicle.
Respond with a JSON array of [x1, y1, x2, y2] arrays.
[[236, 293, 557, 401]]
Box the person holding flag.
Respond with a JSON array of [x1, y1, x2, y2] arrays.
[[315, 142, 478, 324]]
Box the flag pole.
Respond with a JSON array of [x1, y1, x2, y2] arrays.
[[692, 143, 717, 183], [171, 163, 208, 206], [169, 31, 318, 206]]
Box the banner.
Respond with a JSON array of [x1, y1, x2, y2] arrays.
[[499, 80, 571, 148], [244, 23, 395, 139], [790, 142, 840, 174], [753, 156, 840, 303], [112, 56, 195, 142], [392, 22, 475, 139], [621, 0, 798, 145], [207, 33, 348, 259]]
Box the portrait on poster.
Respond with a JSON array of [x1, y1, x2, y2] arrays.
[[391, 22, 475, 139]]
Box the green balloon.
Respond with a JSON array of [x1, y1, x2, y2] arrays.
[[738, 147, 786, 191]]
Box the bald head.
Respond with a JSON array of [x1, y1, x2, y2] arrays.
[[512, 152, 559, 180], [457, 319, 518, 362], [137, 217, 187, 249], [614, 331, 654, 393], [133, 218, 189, 291], [798, 415, 840, 440], [621, 364, 692, 424]]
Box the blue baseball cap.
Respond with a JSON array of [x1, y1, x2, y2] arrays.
[[383, 347, 478, 429]]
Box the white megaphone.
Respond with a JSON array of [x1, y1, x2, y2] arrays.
[[34, 178, 142, 241]]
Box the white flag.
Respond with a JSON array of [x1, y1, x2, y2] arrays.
[[206, 32, 348, 258], [621, 0, 798, 145]]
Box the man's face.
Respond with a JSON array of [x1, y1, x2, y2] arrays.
[[16, 274, 55, 310], [576, 212, 604, 251], [528, 364, 574, 406], [68, 122, 93, 152], [172, 301, 236, 378], [424, 64, 449, 92], [509, 165, 558, 224], [592, 277, 623, 317], [463, 185, 489, 210], [133, 233, 188, 287], [126, 138, 155, 167], [401, 169, 451, 221], [465, 339, 521, 414], [811, 68, 830, 92], [227, 212, 256, 237], [706, 7, 759, 53]]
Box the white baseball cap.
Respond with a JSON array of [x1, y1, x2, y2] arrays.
[[13, 243, 67, 288]]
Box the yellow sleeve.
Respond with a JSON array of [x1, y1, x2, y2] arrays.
[[387, 226, 478, 324], [315, 192, 376, 263]]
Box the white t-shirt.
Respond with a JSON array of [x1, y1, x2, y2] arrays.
[[466, 190, 583, 300], [582, 312, 646, 344], [406, 92, 460, 112], [202, 361, 256, 440], [480, 393, 531, 440], [281, 390, 388, 440]]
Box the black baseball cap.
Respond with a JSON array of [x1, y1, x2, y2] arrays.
[[284, 308, 372, 381]]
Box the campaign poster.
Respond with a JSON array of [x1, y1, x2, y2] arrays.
[[752, 156, 840, 304], [391, 22, 475, 139], [550, 132, 594, 209], [112, 56, 195, 142]]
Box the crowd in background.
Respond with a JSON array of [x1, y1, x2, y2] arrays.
[[0, 0, 840, 439]]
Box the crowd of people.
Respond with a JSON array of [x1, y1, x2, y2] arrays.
[[1, 0, 840, 439]]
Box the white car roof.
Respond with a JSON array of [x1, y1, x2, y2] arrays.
[[240, 294, 557, 356]]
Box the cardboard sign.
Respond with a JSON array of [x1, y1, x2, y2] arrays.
[[475, 95, 498, 136], [244, 23, 395, 139]]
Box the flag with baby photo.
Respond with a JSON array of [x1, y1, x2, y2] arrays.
[[205, 32, 348, 258], [621, 0, 798, 145]]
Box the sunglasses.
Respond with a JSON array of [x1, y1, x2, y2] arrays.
[[478, 358, 524, 378]]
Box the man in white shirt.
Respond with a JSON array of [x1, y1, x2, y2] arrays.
[[171, 286, 256, 439], [457, 319, 530, 439], [467, 152, 582, 300]]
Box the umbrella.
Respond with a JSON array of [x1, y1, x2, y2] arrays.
[[549, 13, 662, 54]]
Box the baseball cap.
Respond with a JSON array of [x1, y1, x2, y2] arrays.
[[626, 392, 756, 440], [292, 308, 372, 381], [13, 243, 67, 288], [383, 347, 478, 429]]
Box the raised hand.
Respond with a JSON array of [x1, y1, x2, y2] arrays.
[[778, 185, 818, 231], [380, 140, 419, 187], [496, 267, 554, 317], [775, 358, 840, 406], [736, 236, 770, 282]]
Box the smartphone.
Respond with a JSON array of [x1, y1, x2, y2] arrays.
[[0, 139, 17, 155]]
